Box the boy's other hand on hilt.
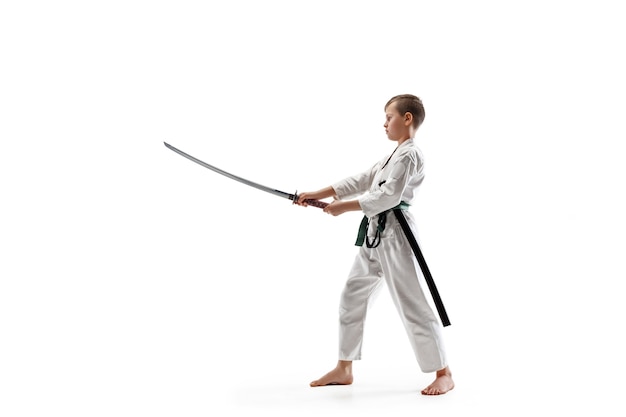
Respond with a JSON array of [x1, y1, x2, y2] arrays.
[[323, 199, 361, 216], [322, 200, 345, 216]]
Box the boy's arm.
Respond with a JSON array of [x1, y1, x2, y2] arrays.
[[297, 162, 379, 212], [358, 153, 417, 217], [332, 165, 378, 200], [296, 187, 361, 216]]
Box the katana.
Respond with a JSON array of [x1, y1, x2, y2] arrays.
[[163, 142, 328, 208]]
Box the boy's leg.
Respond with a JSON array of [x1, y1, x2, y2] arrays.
[[338, 249, 384, 361], [379, 241, 447, 372], [310, 248, 383, 387], [378, 225, 453, 394]]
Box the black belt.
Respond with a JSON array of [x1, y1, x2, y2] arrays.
[[355, 201, 409, 248], [354, 202, 451, 327], [393, 208, 451, 327]]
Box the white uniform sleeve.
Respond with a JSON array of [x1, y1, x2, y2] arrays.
[[358, 151, 418, 218], [331, 163, 380, 200]]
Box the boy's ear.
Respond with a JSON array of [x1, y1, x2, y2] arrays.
[[404, 112, 413, 126]]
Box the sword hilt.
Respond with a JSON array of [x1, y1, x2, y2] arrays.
[[293, 191, 329, 209], [303, 198, 328, 209]]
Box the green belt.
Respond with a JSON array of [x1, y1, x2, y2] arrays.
[[355, 201, 409, 247]]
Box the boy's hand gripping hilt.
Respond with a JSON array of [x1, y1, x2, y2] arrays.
[[293, 191, 329, 209]]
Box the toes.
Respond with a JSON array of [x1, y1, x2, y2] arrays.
[[421, 386, 443, 395]]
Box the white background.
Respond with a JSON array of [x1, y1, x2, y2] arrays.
[[1, 1, 625, 416]]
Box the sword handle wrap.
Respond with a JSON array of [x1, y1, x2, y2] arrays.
[[293, 191, 328, 209], [303, 199, 328, 209]]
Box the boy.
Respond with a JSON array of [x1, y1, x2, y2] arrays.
[[296, 94, 454, 395]]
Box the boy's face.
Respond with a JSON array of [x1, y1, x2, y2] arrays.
[[384, 102, 411, 142]]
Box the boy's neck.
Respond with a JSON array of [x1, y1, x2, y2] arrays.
[[397, 136, 413, 146]]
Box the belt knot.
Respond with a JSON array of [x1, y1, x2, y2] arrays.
[[355, 201, 409, 248]]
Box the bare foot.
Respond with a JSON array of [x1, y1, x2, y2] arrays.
[[310, 360, 353, 387], [421, 367, 454, 395]]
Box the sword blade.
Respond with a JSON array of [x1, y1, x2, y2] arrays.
[[164, 141, 295, 201]]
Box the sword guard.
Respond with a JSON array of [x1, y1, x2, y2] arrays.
[[293, 191, 329, 209]]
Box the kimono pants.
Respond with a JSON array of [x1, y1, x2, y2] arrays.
[[338, 212, 447, 373]]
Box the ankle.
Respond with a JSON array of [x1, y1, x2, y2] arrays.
[[338, 360, 353, 373]]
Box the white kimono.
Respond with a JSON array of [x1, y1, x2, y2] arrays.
[[331, 138, 447, 373]]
